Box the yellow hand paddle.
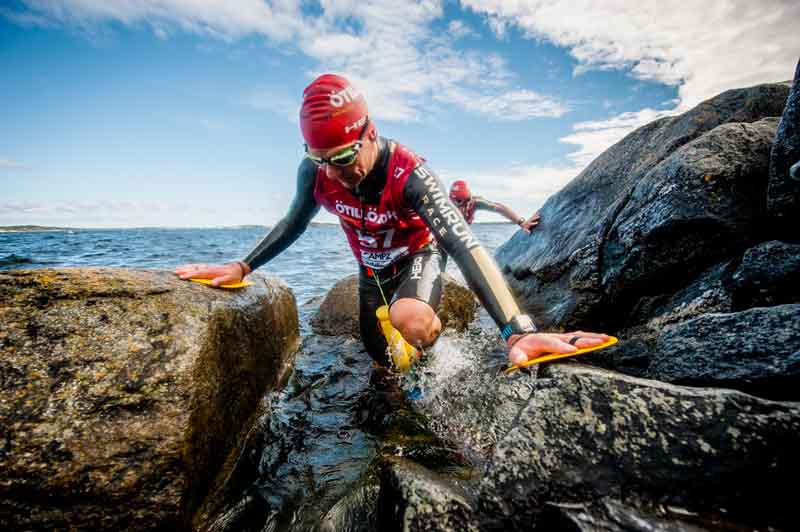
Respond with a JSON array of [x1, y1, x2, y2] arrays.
[[505, 336, 618, 375], [189, 278, 253, 289]]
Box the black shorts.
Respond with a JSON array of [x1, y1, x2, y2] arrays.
[[358, 245, 447, 366]]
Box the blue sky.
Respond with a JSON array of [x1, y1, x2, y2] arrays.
[[2, 0, 798, 228]]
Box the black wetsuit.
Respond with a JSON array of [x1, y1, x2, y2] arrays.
[[243, 137, 535, 364]]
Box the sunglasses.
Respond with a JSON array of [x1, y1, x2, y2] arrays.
[[305, 118, 370, 167], [452, 197, 470, 206]]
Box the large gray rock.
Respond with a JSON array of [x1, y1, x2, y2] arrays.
[[767, 59, 800, 235], [599, 118, 778, 313], [0, 268, 300, 531], [587, 242, 800, 399], [364, 81, 800, 532], [311, 273, 477, 337], [496, 83, 790, 331], [479, 364, 800, 531]]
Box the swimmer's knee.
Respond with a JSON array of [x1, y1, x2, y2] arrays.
[[390, 298, 441, 346]]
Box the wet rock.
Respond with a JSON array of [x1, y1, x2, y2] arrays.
[[296, 80, 800, 532], [551, 497, 737, 532], [582, 256, 735, 377], [731, 240, 800, 308], [583, 240, 800, 396], [625, 259, 736, 331], [195, 334, 378, 532], [496, 82, 789, 331], [598, 118, 778, 314], [311, 273, 477, 337], [436, 274, 480, 333], [311, 273, 361, 337], [415, 367, 533, 463], [650, 304, 800, 398], [479, 364, 800, 531], [0, 268, 300, 531], [317, 479, 380, 532], [767, 59, 800, 236], [376, 456, 477, 532]]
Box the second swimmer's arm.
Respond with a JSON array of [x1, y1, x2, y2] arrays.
[[404, 165, 536, 341], [242, 159, 320, 271], [476, 197, 525, 225]]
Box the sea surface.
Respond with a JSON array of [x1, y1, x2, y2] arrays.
[[1, 223, 520, 530], [0, 223, 517, 304]]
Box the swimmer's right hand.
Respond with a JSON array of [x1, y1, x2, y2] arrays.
[[175, 261, 251, 287]]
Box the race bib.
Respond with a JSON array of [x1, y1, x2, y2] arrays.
[[360, 246, 409, 269]]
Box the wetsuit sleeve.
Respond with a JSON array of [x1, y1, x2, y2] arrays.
[[475, 196, 524, 224], [403, 164, 536, 341], [242, 159, 320, 271], [473, 196, 500, 213]]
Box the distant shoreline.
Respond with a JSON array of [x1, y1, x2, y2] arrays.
[[0, 225, 76, 233], [0, 221, 517, 233]]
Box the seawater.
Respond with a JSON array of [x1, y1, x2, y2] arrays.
[[0, 223, 520, 531], [0, 223, 516, 305]]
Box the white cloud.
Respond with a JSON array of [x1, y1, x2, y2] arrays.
[[441, 163, 581, 217], [439, 86, 569, 120], [448, 20, 478, 39], [0, 5, 54, 27], [462, 0, 798, 170], [462, 0, 799, 112], [8, 0, 569, 124], [560, 107, 676, 167], [442, 106, 676, 210], [303, 33, 369, 60], [153, 25, 169, 40], [443, 104, 676, 210], [0, 158, 28, 170], [9, 0, 797, 183], [0, 200, 275, 228], [14, 0, 303, 41], [485, 14, 508, 40]]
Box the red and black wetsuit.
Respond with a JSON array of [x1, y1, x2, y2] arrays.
[[243, 137, 535, 364]]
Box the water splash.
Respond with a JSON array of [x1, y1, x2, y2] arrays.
[[401, 317, 537, 464]]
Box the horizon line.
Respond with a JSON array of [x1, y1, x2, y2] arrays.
[[0, 221, 522, 232]]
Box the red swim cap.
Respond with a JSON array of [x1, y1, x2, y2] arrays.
[[449, 180, 471, 201], [300, 74, 369, 150]]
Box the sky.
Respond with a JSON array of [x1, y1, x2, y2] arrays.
[[1, 0, 798, 228]]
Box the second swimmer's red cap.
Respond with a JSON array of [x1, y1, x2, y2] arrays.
[[449, 180, 471, 201], [300, 74, 369, 150]]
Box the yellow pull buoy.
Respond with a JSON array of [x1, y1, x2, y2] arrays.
[[376, 305, 419, 372]]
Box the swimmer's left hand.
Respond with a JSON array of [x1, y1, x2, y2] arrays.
[[507, 331, 610, 366], [175, 261, 250, 287]]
